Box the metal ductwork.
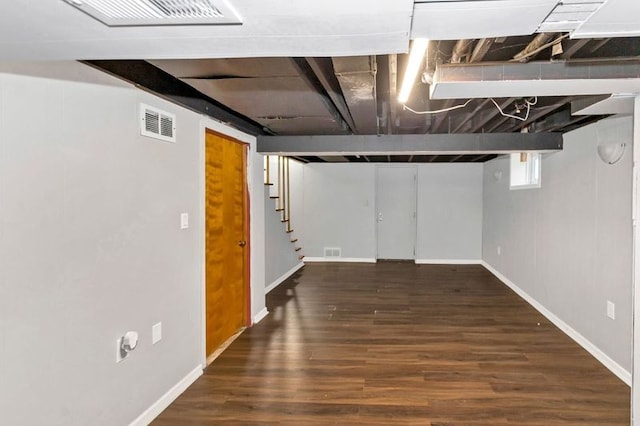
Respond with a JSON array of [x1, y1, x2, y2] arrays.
[[513, 33, 557, 62], [332, 56, 378, 134], [431, 59, 640, 99], [451, 39, 474, 63]]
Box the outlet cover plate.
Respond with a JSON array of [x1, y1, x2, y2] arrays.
[[607, 301, 615, 320]]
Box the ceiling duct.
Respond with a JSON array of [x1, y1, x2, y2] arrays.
[[63, 0, 242, 26], [332, 57, 379, 134]]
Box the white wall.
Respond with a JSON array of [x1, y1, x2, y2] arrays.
[[0, 62, 265, 425], [482, 116, 633, 378], [264, 189, 301, 290], [294, 163, 483, 262], [416, 164, 483, 262], [301, 163, 377, 260]]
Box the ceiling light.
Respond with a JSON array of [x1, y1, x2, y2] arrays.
[[398, 38, 429, 104], [64, 0, 242, 26]]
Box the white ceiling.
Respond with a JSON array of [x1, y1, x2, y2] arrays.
[[572, 0, 640, 38], [0, 0, 637, 60], [411, 0, 559, 40], [0, 0, 414, 60]]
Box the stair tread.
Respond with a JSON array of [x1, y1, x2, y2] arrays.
[[269, 196, 279, 199], [290, 239, 298, 243], [276, 208, 284, 212], [286, 229, 294, 233], [298, 255, 305, 260], [264, 183, 274, 186], [281, 219, 289, 223], [295, 247, 302, 251]]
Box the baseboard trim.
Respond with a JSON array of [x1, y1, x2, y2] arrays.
[[265, 262, 305, 294], [252, 307, 269, 324], [481, 260, 631, 386], [129, 365, 202, 426], [303, 257, 377, 263], [415, 259, 482, 265]]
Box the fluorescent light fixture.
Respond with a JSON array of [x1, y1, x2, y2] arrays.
[[398, 38, 429, 104]]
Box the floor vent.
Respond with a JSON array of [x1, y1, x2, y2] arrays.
[[140, 104, 176, 143], [64, 0, 242, 27], [323, 247, 342, 258]]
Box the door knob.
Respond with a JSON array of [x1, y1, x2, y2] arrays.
[[238, 240, 247, 247]]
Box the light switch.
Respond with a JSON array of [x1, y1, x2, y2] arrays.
[[152, 322, 162, 344], [180, 213, 189, 229]]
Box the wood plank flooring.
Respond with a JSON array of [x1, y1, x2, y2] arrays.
[[153, 262, 630, 425]]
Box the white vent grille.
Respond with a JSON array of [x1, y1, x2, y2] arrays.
[[537, 0, 605, 33], [141, 104, 176, 143], [64, 0, 242, 26], [323, 247, 342, 258]]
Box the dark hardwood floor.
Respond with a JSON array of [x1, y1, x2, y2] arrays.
[[154, 262, 630, 425]]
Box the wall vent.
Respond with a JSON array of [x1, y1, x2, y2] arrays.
[[140, 104, 176, 143], [64, 0, 242, 27], [323, 247, 342, 258]]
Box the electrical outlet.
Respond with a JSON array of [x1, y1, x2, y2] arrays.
[[607, 301, 615, 320], [152, 322, 162, 344]]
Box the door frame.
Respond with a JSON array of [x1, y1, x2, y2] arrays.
[[374, 165, 418, 260], [200, 128, 252, 365]]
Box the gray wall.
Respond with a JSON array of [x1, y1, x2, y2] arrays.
[[301, 163, 378, 259], [482, 116, 633, 372], [294, 163, 483, 261], [417, 164, 483, 261], [264, 189, 301, 288], [0, 62, 265, 425]]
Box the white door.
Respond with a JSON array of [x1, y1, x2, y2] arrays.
[[376, 166, 417, 260]]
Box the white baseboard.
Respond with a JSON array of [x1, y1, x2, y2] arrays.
[[252, 307, 269, 324], [303, 257, 377, 263], [129, 365, 202, 426], [481, 261, 631, 386], [415, 259, 482, 265], [265, 262, 305, 294]]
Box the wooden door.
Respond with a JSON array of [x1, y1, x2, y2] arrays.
[[205, 130, 249, 358]]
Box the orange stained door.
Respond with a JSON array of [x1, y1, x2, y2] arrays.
[[205, 130, 249, 358]]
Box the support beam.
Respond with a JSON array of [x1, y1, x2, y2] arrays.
[[304, 57, 357, 133], [84, 60, 267, 136], [431, 59, 640, 99], [468, 97, 517, 133], [289, 58, 349, 132], [560, 39, 591, 60], [257, 133, 562, 155], [469, 38, 494, 63]]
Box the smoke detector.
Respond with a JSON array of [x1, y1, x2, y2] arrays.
[[64, 0, 242, 26]]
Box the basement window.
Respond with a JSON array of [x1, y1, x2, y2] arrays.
[[510, 152, 541, 190]]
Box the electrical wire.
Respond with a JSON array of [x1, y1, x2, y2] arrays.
[[489, 97, 537, 122], [402, 99, 473, 115]]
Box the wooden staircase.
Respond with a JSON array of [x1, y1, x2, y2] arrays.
[[265, 155, 303, 260]]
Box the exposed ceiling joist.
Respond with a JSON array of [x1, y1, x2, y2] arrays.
[[289, 58, 348, 132], [304, 57, 357, 133], [469, 38, 495, 63], [257, 133, 562, 155], [84, 60, 267, 136]]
